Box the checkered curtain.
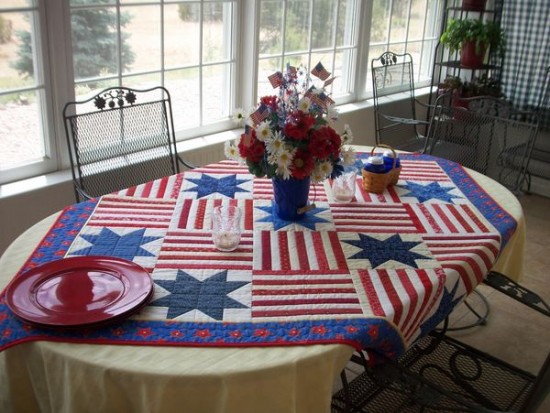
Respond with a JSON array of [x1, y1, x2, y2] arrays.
[[501, 0, 550, 128]]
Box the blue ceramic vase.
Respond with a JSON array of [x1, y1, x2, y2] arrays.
[[272, 177, 311, 220]]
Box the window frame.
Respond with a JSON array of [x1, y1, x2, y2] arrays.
[[0, 0, 444, 186]]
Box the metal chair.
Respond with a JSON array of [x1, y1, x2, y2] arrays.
[[332, 271, 550, 413], [424, 93, 539, 193], [503, 66, 550, 193], [63, 86, 194, 202], [371, 51, 431, 151]]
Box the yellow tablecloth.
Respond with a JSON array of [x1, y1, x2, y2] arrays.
[[0, 147, 525, 413]]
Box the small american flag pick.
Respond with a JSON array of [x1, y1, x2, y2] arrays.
[[311, 62, 331, 81], [268, 71, 284, 88]]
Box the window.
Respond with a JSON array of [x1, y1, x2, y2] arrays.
[[256, 0, 360, 103], [367, 0, 443, 94], [0, 0, 56, 184], [69, 0, 237, 139], [0, 0, 443, 185]]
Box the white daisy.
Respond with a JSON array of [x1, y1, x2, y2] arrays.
[[298, 97, 311, 112], [224, 140, 241, 161], [255, 121, 272, 142], [342, 124, 354, 144], [266, 130, 285, 154], [326, 103, 339, 123], [341, 146, 357, 166], [317, 160, 334, 177], [310, 168, 326, 184], [232, 108, 247, 126], [276, 164, 292, 180], [276, 147, 295, 169]]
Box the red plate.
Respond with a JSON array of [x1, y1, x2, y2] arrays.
[[5, 256, 154, 328]]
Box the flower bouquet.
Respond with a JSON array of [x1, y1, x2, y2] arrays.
[[225, 63, 355, 220]]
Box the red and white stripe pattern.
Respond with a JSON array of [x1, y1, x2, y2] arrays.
[[116, 174, 185, 199], [170, 198, 254, 231], [398, 160, 451, 182], [424, 234, 501, 293], [331, 203, 423, 234], [87, 195, 176, 229], [253, 230, 349, 273], [251, 271, 363, 319], [408, 203, 493, 235], [356, 267, 445, 342], [155, 230, 253, 271], [193, 160, 250, 175]]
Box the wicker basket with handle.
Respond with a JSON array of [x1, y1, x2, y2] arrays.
[[361, 145, 389, 194]]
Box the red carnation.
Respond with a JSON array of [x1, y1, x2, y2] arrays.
[[260, 95, 278, 110], [238, 129, 265, 163], [291, 149, 315, 179], [283, 111, 316, 140], [309, 126, 341, 160]]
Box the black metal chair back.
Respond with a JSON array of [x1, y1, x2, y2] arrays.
[[332, 270, 550, 413], [425, 93, 539, 193], [63, 86, 193, 202], [371, 51, 430, 151]]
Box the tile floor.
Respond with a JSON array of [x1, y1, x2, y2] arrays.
[[333, 193, 550, 411]]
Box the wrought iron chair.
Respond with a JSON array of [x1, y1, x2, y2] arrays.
[[371, 51, 431, 151], [424, 93, 539, 193], [501, 66, 550, 193], [332, 271, 550, 413], [63, 86, 194, 202]]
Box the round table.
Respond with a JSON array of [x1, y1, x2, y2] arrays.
[[0, 150, 525, 413]]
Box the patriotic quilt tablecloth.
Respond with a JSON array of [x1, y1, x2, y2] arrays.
[[0, 153, 516, 357]]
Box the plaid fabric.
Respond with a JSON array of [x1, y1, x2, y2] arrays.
[[501, 0, 550, 129]]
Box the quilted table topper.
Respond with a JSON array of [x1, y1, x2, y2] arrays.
[[0, 153, 516, 358]]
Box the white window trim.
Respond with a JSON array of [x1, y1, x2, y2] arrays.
[[1, 0, 444, 186]]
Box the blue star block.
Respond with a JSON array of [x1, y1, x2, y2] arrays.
[[185, 174, 249, 198], [150, 270, 249, 320], [345, 233, 428, 268], [256, 202, 330, 230], [72, 228, 161, 261], [399, 181, 462, 203]]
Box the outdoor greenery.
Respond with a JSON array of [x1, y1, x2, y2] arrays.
[[440, 18, 505, 56], [12, 0, 134, 79]]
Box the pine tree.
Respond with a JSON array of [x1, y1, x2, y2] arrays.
[[12, 1, 134, 79]]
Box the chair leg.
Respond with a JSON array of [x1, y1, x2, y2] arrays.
[[439, 289, 490, 332]]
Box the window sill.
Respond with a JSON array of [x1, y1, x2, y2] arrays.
[[0, 88, 434, 201], [0, 129, 242, 201]]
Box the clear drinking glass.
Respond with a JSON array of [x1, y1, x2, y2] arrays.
[[211, 205, 242, 252], [332, 167, 357, 202]]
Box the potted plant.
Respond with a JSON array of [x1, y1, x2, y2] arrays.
[[462, 0, 486, 11], [440, 19, 505, 68], [438, 75, 503, 111]]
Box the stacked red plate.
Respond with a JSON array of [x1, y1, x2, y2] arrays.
[[5, 256, 154, 329]]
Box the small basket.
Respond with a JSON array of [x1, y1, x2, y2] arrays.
[[375, 144, 401, 185], [361, 144, 400, 193], [361, 168, 389, 194], [385, 148, 401, 185]]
